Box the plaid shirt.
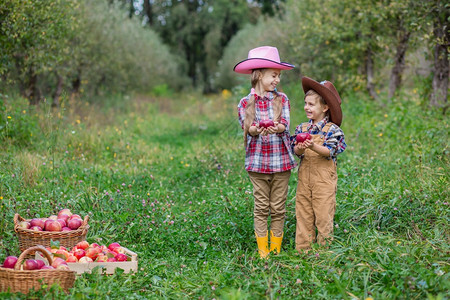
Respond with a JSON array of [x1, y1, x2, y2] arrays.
[[238, 90, 297, 173], [292, 117, 346, 163]]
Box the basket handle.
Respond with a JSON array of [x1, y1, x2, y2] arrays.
[[81, 215, 89, 227], [15, 246, 53, 270]]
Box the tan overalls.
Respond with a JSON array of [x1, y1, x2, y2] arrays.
[[295, 122, 337, 251]]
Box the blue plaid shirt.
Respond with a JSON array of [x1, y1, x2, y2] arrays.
[[292, 117, 346, 162]]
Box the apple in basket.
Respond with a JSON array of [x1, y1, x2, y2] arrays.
[[23, 259, 39, 270], [30, 226, 43, 231], [2, 256, 18, 269], [51, 257, 68, 269], [18, 221, 30, 229], [67, 218, 82, 230], [296, 132, 312, 143], [58, 208, 73, 218], [259, 119, 275, 128], [36, 259, 45, 269], [75, 241, 90, 250], [45, 220, 62, 232], [30, 218, 45, 229]]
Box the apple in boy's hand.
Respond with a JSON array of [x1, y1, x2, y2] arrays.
[[296, 133, 312, 143], [259, 119, 275, 128]]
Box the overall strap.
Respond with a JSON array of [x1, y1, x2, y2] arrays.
[[322, 122, 335, 134]]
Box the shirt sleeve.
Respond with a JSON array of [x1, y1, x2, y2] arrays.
[[237, 97, 248, 130], [324, 125, 346, 158]]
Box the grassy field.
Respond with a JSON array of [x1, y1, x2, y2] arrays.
[[0, 87, 448, 299]]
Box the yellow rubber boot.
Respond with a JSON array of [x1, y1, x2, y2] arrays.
[[255, 232, 269, 259], [270, 231, 283, 254]]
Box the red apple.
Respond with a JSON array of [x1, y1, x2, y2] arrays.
[[48, 215, 58, 221], [69, 214, 82, 220], [30, 225, 43, 231], [40, 265, 54, 270], [115, 253, 127, 262], [55, 249, 70, 260], [18, 221, 30, 229], [296, 133, 312, 143], [62, 227, 72, 231], [108, 242, 121, 251], [30, 218, 45, 229], [23, 259, 39, 270], [78, 256, 93, 263], [51, 257, 67, 269], [72, 249, 86, 260], [35, 259, 45, 269], [259, 119, 275, 128], [76, 241, 89, 250], [67, 218, 82, 230], [45, 220, 62, 232], [90, 243, 100, 248], [112, 246, 126, 254], [66, 255, 78, 263], [107, 257, 117, 262], [56, 219, 66, 227], [56, 264, 70, 270], [96, 254, 108, 262], [2, 256, 18, 269], [85, 247, 100, 260], [57, 213, 70, 223], [58, 209, 72, 218]]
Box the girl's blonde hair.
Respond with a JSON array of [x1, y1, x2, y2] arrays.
[[243, 69, 282, 145], [305, 89, 330, 118]]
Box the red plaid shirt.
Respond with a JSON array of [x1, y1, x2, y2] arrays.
[[238, 90, 297, 173]]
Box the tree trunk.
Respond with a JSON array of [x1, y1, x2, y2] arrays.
[[365, 46, 378, 100], [52, 73, 64, 107], [388, 29, 411, 100], [430, 15, 449, 112], [143, 0, 153, 26], [27, 67, 41, 105], [71, 70, 81, 100]]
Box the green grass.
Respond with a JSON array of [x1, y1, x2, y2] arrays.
[[0, 89, 448, 299]]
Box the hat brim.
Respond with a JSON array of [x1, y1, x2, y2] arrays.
[[302, 76, 342, 126], [233, 58, 294, 74]]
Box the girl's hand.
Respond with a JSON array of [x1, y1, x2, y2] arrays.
[[250, 125, 263, 136]]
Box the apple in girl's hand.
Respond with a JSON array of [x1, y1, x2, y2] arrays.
[[259, 119, 275, 128], [2, 256, 18, 269], [67, 218, 82, 230], [296, 133, 312, 143], [30, 218, 45, 229], [23, 259, 39, 270]]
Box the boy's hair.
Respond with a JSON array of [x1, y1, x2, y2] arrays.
[[243, 69, 282, 144], [305, 89, 330, 118]]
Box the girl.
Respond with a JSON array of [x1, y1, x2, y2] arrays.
[[292, 76, 347, 253], [234, 46, 297, 258]]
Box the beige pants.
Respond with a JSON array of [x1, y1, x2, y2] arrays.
[[248, 171, 291, 237], [295, 133, 337, 251]]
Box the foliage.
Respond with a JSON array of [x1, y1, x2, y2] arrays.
[[0, 87, 448, 299]]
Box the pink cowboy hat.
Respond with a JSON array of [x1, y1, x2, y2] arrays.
[[233, 46, 295, 74]]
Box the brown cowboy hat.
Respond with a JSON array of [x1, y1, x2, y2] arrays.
[[301, 76, 343, 126]]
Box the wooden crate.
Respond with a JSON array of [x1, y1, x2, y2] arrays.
[[36, 247, 138, 275]]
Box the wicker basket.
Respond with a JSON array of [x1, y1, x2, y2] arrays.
[[0, 246, 76, 294], [14, 214, 89, 253]]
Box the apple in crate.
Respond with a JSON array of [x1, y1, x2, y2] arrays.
[[66, 255, 78, 263], [52, 257, 68, 269], [75, 241, 89, 250], [108, 242, 121, 252], [2, 256, 18, 269], [78, 256, 93, 263], [85, 247, 101, 260], [115, 253, 128, 262], [72, 249, 86, 260]]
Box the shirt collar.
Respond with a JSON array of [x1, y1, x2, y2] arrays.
[[250, 88, 275, 101], [307, 117, 329, 131]]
